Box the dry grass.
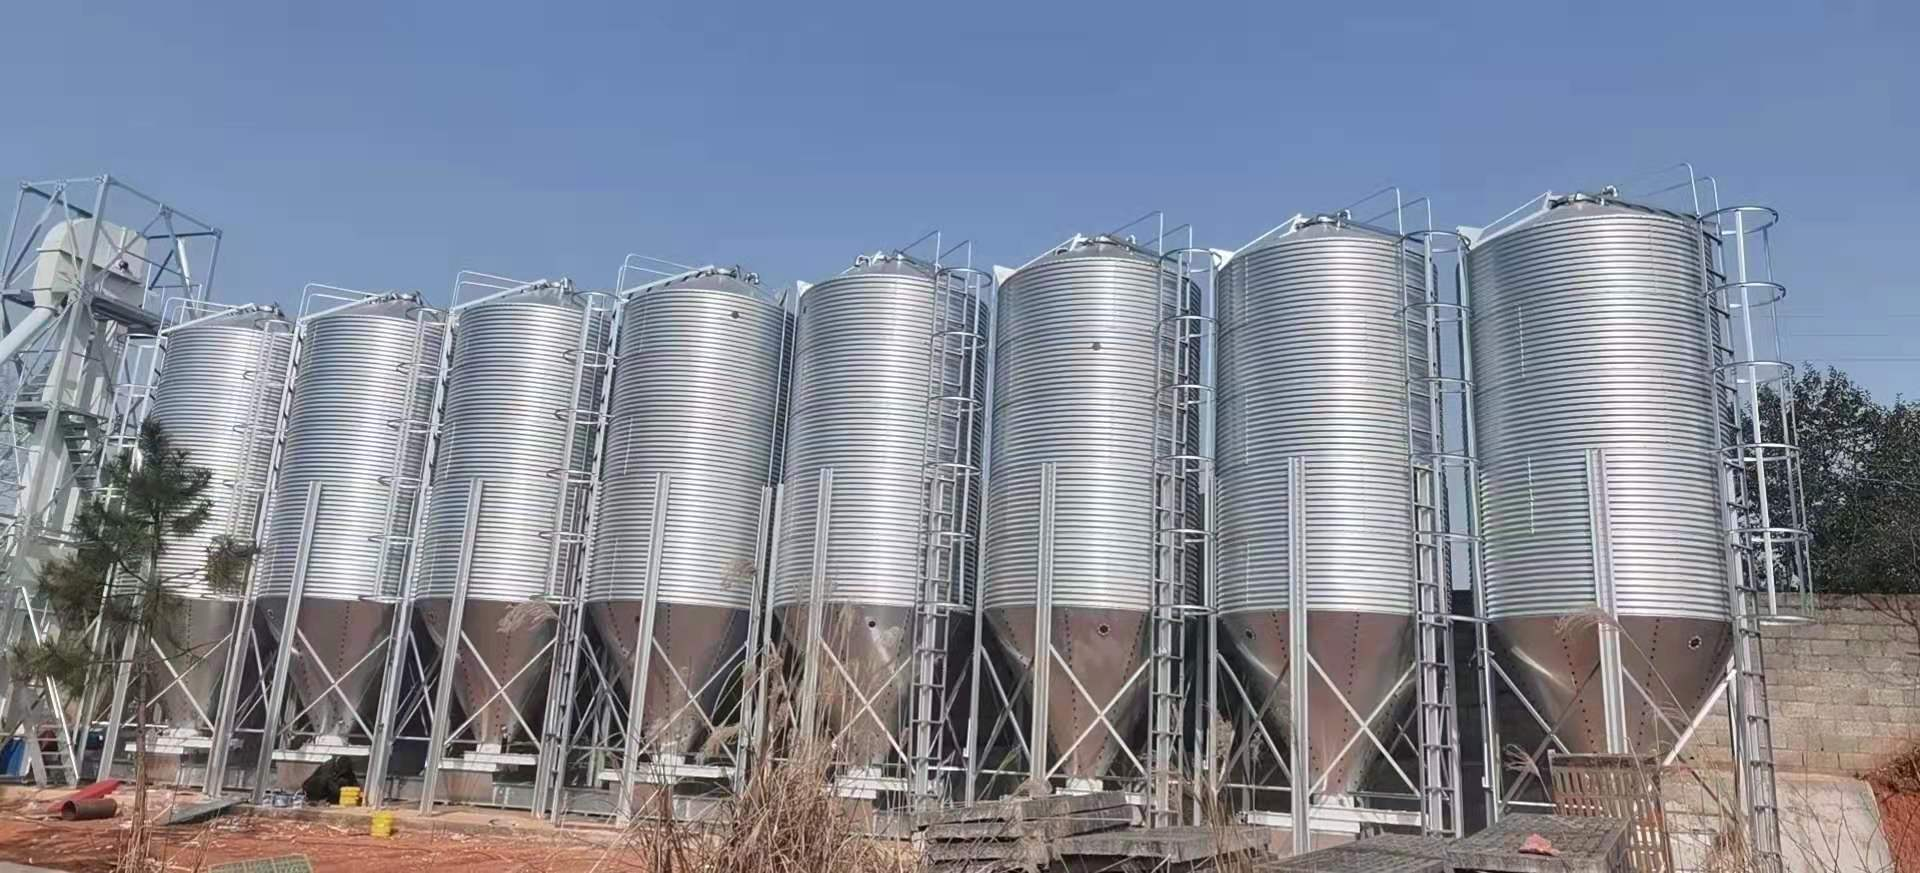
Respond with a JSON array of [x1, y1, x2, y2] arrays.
[[597, 746, 923, 873], [589, 642, 926, 873], [1866, 747, 1920, 796]]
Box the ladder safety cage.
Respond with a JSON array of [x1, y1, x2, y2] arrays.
[[527, 282, 617, 817], [909, 234, 991, 807], [1150, 240, 1214, 827], [1700, 198, 1806, 873], [538, 260, 671, 822], [1400, 225, 1480, 840]]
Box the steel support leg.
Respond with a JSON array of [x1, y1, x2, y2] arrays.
[[1287, 456, 1311, 856], [616, 472, 668, 822], [798, 468, 832, 738], [1028, 462, 1056, 787], [94, 628, 139, 782], [1585, 449, 1628, 753], [251, 483, 322, 802], [418, 481, 484, 812]]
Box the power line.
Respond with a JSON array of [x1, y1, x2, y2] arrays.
[[1803, 357, 1920, 363]]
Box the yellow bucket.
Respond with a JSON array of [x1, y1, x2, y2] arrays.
[[370, 809, 395, 838], [337, 786, 362, 807]]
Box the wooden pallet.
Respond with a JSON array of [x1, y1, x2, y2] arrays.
[[920, 792, 1264, 872]]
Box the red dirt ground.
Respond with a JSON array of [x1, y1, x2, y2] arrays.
[[1874, 785, 1920, 873], [0, 793, 648, 872]]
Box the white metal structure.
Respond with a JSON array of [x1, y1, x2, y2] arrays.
[[0, 175, 220, 786]]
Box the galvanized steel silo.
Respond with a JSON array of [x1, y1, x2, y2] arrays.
[[1215, 215, 1425, 794], [256, 294, 446, 740], [772, 253, 987, 759], [413, 284, 611, 749], [585, 267, 791, 756], [981, 235, 1198, 778], [146, 305, 294, 729], [1467, 193, 1731, 754]]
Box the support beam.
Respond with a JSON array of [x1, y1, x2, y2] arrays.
[[418, 481, 484, 812], [616, 472, 669, 822], [252, 483, 322, 802], [1287, 456, 1310, 857], [1027, 462, 1055, 786]]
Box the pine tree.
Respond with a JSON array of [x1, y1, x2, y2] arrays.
[[8, 419, 254, 866]]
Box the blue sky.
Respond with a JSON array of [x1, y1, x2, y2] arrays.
[[3, 1, 1914, 398]]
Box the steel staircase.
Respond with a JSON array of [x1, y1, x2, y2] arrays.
[[4, 588, 81, 787]]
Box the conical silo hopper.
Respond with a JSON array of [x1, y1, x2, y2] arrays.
[[146, 305, 294, 732], [1467, 193, 1733, 758], [771, 253, 987, 781], [1215, 215, 1425, 798], [255, 294, 445, 744], [980, 235, 1198, 785], [412, 283, 610, 752], [585, 267, 791, 761]]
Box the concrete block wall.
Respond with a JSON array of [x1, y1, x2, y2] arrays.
[[1684, 594, 1920, 775]]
